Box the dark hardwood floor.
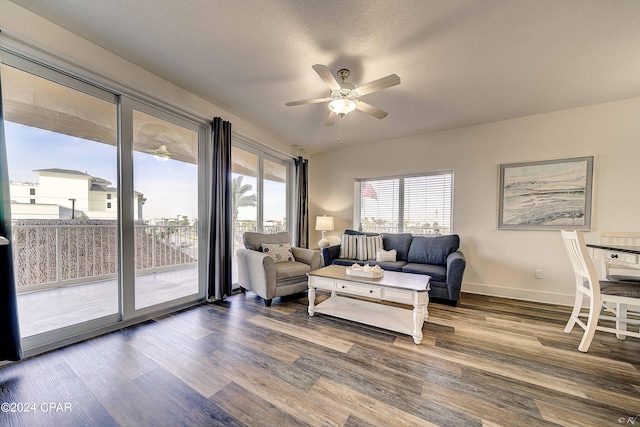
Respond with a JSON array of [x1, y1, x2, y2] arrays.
[[1, 291, 640, 426]]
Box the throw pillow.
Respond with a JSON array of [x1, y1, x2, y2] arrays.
[[357, 235, 383, 261], [339, 234, 358, 259], [262, 243, 295, 263], [376, 248, 397, 262]]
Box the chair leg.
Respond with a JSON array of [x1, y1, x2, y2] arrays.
[[264, 298, 272, 307], [616, 303, 627, 340], [564, 291, 584, 333], [578, 295, 601, 353]]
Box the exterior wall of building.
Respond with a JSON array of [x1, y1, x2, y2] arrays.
[[36, 173, 91, 212], [10, 202, 71, 220], [9, 171, 142, 220]]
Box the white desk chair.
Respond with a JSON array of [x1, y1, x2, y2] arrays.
[[599, 231, 640, 283], [561, 230, 640, 352]]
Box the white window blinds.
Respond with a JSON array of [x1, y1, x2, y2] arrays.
[[354, 171, 453, 235]]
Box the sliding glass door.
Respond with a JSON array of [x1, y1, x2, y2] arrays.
[[1, 58, 120, 341], [0, 50, 207, 352]]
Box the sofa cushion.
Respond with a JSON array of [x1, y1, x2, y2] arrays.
[[244, 231, 291, 252], [407, 234, 460, 265], [357, 235, 383, 261], [339, 234, 358, 259], [262, 242, 295, 263], [382, 233, 413, 261], [402, 263, 447, 282]]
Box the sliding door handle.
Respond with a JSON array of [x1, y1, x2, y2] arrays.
[[0, 236, 9, 246]]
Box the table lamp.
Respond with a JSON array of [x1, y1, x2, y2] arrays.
[[315, 215, 334, 248]]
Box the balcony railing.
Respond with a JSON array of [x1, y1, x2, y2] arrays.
[[11, 220, 197, 293]]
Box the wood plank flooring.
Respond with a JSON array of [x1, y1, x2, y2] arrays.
[[1, 291, 640, 426]]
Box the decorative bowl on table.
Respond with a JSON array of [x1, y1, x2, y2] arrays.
[[346, 263, 384, 278]]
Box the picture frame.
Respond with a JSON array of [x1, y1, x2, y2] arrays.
[[498, 156, 594, 230]]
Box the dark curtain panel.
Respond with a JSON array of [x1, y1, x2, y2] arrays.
[[293, 156, 309, 248], [208, 117, 233, 300], [0, 76, 23, 361]]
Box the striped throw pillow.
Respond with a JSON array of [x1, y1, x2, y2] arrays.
[[339, 234, 358, 259], [357, 235, 383, 261]]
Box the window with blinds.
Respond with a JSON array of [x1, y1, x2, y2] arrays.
[[354, 171, 453, 235]]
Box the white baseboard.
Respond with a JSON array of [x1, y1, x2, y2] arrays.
[[461, 281, 575, 306]]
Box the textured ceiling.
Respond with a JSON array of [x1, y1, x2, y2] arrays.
[[8, 0, 640, 153]]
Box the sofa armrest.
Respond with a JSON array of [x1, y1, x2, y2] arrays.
[[291, 247, 323, 270], [322, 245, 341, 267], [446, 251, 466, 301], [236, 248, 277, 299]]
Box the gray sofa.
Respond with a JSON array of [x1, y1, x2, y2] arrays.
[[322, 230, 466, 305], [236, 231, 323, 306]]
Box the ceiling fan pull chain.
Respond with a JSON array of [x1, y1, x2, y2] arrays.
[[338, 114, 343, 144]]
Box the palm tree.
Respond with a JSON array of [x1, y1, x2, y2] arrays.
[[232, 175, 257, 226]]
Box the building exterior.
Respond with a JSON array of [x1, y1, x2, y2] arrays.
[[10, 168, 145, 220]]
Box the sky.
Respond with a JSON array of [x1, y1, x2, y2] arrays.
[[5, 122, 198, 220], [5, 121, 286, 222]]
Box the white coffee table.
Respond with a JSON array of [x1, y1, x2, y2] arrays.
[[307, 265, 430, 344]]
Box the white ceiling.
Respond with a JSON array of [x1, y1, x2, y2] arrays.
[[8, 0, 640, 153]]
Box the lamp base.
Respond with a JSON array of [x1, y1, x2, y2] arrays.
[[318, 238, 330, 248]]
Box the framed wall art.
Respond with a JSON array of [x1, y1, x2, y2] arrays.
[[498, 156, 594, 230]]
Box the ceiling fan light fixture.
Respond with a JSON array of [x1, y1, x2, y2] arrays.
[[328, 99, 356, 116]]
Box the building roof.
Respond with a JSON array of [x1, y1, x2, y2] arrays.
[[34, 168, 91, 177]]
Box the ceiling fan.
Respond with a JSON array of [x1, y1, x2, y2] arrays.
[[149, 144, 171, 160], [285, 64, 401, 126]]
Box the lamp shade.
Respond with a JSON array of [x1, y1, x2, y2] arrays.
[[315, 215, 334, 231]]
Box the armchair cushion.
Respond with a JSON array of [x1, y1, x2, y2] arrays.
[[262, 242, 295, 263], [276, 261, 311, 280]]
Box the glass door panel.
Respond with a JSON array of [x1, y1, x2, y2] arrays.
[[262, 158, 287, 233], [132, 109, 199, 309], [231, 147, 258, 284], [1, 62, 119, 337]]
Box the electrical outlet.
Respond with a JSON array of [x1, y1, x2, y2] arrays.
[[535, 269, 544, 279]]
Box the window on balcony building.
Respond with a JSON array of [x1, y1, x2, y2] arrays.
[[30, 188, 35, 195], [107, 193, 111, 199], [354, 171, 453, 235], [30, 199, 35, 204], [107, 202, 112, 209]]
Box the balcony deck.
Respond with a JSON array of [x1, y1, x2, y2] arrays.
[[17, 267, 199, 337]]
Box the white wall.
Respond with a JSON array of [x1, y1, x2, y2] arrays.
[[309, 97, 640, 305]]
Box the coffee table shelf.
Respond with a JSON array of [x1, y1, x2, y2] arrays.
[[308, 265, 430, 344]]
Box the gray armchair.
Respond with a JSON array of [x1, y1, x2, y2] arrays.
[[236, 231, 322, 306]]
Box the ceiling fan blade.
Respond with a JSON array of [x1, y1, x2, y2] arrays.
[[325, 111, 338, 126], [355, 101, 388, 119], [356, 74, 401, 96], [285, 97, 329, 107], [312, 64, 341, 91]]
